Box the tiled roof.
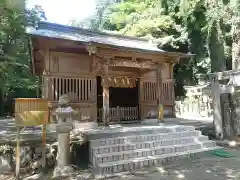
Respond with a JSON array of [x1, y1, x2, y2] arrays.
[[26, 22, 191, 56]]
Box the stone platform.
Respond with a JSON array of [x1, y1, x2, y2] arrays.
[[82, 124, 220, 179]]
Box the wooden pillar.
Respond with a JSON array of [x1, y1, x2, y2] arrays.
[[42, 50, 50, 99], [170, 62, 176, 117], [36, 76, 40, 98], [156, 65, 164, 123], [42, 75, 49, 99], [212, 76, 223, 139], [102, 64, 110, 126]]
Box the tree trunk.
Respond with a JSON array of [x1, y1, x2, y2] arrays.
[[229, 23, 240, 138], [208, 19, 230, 139], [0, 88, 4, 116]]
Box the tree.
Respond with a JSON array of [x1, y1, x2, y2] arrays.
[[69, 0, 118, 30], [102, 0, 210, 96], [0, 1, 46, 115], [229, 0, 240, 70]]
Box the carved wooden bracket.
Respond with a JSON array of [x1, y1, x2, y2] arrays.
[[86, 44, 98, 55], [91, 54, 113, 76]]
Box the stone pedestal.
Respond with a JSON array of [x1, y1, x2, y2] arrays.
[[53, 109, 74, 178]]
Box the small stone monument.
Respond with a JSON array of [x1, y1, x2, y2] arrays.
[[53, 94, 74, 178]]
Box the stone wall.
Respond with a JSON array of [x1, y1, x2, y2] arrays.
[[175, 85, 213, 119], [0, 144, 56, 173]]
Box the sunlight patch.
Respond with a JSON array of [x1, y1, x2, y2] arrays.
[[177, 174, 185, 179]]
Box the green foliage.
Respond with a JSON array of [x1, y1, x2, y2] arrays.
[[100, 0, 239, 94], [68, 0, 240, 97], [70, 0, 118, 31], [101, 0, 209, 95], [0, 1, 46, 115]]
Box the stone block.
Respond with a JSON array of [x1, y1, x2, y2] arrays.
[[104, 148, 109, 153], [118, 164, 123, 172], [143, 159, 149, 167], [123, 163, 129, 171], [113, 155, 118, 161], [103, 157, 108, 163], [100, 140, 106, 146], [112, 146, 118, 153], [134, 162, 140, 169], [0, 155, 11, 172], [137, 152, 142, 157], [106, 167, 112, 174], [142, 151, 147, 157], [113, 165, 118, 173]]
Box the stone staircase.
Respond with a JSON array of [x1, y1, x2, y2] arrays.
[[86, 125, 220, 178]]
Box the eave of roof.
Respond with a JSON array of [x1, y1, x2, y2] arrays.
[[26, 21, 193, 57]]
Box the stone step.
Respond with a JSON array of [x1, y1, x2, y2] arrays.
[[90, 130, 200, 147], [93, 140, 215, 167], [89, 130, 203, 164], [94, 146, 220, 178], [86, 125, 195, 141], [91, 135, 209, 156]]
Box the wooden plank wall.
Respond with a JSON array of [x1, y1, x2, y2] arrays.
[[139, 63, 175, 119], [44, 52, 97, 122]]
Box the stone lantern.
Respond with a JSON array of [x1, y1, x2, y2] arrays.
[[53, 94, 74, 177]]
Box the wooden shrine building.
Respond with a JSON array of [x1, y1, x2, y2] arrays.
[[27, 22, 191, 124]]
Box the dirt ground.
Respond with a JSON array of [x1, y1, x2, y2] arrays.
[[117, 148, 240, 180], [1, 148, 240, 180]]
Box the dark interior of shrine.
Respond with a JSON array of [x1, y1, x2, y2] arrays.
[[96, 76, 139, 121], [97, 76, 139, 108]]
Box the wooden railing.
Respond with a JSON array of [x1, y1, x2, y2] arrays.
[[141, 79, 174, 104], [142, 81, 156, 101], [98, 106, 139, 123], [43, 75, 97, 102], [162, 79, 175, 105]]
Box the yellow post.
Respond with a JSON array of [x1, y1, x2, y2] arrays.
[[15, 127, 20, 180], [158, 104, 164, 123]]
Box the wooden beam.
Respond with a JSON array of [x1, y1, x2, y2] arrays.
[[33, 37, 86, 50], [109, 58, 157, 69], [102, 63, 110, 126], [95, 43, 191, 59], [97, 47, 163, 61]]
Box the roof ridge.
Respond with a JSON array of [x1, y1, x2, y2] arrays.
[[37, 21, 152, 43]]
